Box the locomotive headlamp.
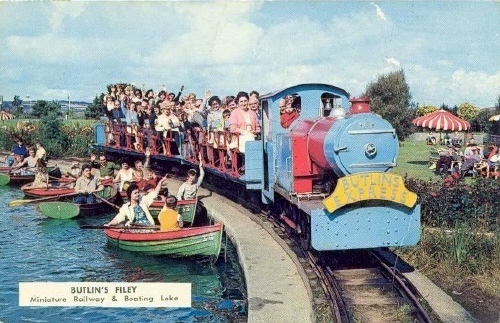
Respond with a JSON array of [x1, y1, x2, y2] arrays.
[[364, 143, 377, 157]]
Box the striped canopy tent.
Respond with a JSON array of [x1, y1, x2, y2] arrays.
[[412, 109, 470, 131], [488, 114, 500, 122], [0, 110, 14, 123]]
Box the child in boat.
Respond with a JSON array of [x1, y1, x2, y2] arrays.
[[176, 153, 204, 200], [32, 159, 49, 188], [158, 195, 183, 231], [113, 159, 134, 191]]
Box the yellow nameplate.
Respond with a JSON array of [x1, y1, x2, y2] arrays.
[[323, 173, 417, 213]]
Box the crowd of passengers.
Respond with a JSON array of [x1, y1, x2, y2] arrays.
[[103, 84, 261, 158], [102, 84, 262, 172]]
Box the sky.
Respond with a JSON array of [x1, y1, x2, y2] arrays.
[[0, 1, 499, 107]]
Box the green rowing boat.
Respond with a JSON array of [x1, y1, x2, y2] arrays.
[[104, 222, 223, 259]]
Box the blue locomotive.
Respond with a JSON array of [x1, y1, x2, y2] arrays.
[[93, 83, 420, 251]]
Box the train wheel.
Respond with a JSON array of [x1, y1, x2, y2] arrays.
[[298, 215, 311, 251]]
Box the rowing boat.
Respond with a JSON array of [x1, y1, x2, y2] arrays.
[[0, 166, 62, 185], [21, 179, 75, 198], [104, 222, 223, 259]]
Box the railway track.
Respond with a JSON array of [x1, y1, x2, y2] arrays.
[[163, 168, 437, 323]]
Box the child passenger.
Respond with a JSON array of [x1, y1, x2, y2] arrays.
[[176, 153, 204, 200], [158, 195, 183, 232]]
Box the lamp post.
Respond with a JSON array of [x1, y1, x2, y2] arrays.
[[67, 93, 71, 120]]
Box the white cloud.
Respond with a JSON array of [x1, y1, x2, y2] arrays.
[[449, 69, 500, 106], [371, 2, 387, 21], [385, 57, 401, 67], [50, 2, 87, 32]]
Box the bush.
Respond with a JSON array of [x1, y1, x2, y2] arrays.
[[0, 120, 93, 158], [405, 176, 499, 231]]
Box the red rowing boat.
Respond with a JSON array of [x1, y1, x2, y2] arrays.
[[21, 179, 75, 198]]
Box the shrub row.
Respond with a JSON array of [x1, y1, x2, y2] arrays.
[[0, 120, 94, 158], [405, 176, 499, 232]]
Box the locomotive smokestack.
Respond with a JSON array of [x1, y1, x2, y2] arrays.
[[349, 97, 371, 114]]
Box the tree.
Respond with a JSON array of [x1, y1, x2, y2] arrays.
[[31, 100, 62, 118], [415, 104, 438, 117], [12, 95, 23, 117], [471, 108, 494, 133], [84, 95, 105, 119], [36, 110, 69, 157], [457, 102, 480, 121], [362, 69, 414, 141]]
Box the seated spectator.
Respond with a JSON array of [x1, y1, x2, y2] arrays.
[[436, 145, 460, 174], [463, 140, 478, 160], [6, 137, 29, 166], [464, 132, 474, 146], [451, 131, 461, 145], [477, 146, 500, 177], [460, 147, 482, 177], [426, 131, 436, 145], [158, 195, 183, 232]]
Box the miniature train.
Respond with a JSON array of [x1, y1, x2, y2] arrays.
[[93, 83, 421, 251]]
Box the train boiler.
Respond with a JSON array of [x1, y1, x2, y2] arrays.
[[259, 83, 420, 250]]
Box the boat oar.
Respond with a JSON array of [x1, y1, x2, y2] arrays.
[[80, 224, 160, 230], [8, 192, 78, 207], [66, 172, 78, 179], [38, 202, 80, 219], [0, 173, 10, 185], [92, 193, 120, 210]]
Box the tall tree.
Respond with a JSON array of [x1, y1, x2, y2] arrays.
[[362, 69, 414, 141], [31, 100, 62, 118], [457, 102, 480, 121], [84, 95, 104, 119], [12, 95, 24, 117], [36, 110, 69, 157], [471, 108, 494, 133], [415, 104, 438, 117]]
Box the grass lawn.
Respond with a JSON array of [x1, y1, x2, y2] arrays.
[[392, 140, 441, 181], [2, 118, 95, 128]]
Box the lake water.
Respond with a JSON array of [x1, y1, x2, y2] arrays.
[[0, 185, 247, 322]]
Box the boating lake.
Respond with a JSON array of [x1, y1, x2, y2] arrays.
[[0, 185, 247, 322]]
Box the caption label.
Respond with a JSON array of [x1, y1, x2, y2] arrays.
[[19, 282, 191, 307]]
